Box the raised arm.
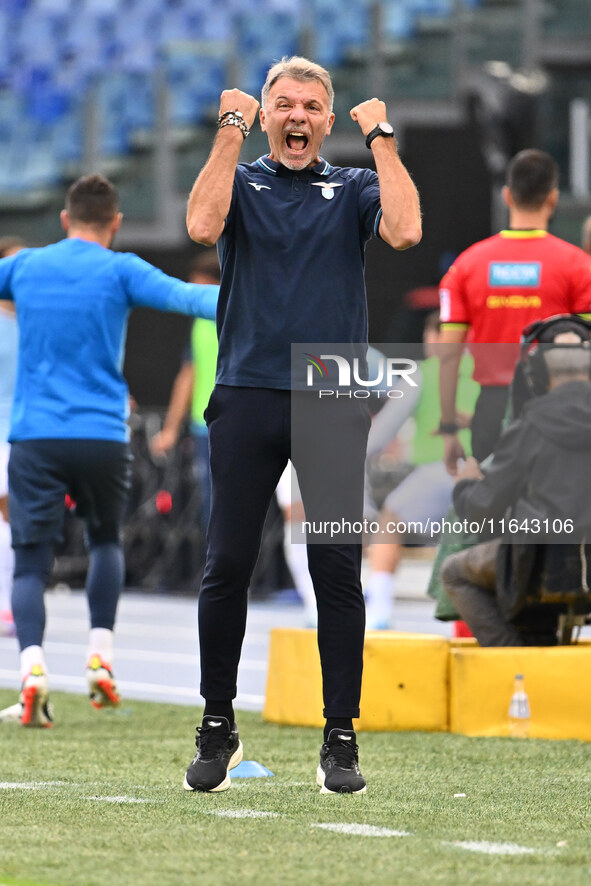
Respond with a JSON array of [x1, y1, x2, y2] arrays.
[[120, 255, 218, 320], [350, 98, 422, 250], [186, 89, 260, 246]]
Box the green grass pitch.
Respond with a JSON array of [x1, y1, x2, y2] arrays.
[[0, 688, 590, 886]]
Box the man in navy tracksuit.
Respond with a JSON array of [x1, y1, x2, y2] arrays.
[[184, 56, 422, 794]]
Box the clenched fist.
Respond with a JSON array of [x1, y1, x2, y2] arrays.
[[350, 98, 389, 137], [219, 89, 260, 129]]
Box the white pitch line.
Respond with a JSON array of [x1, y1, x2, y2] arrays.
[[205, 810, 280, 819], [312, 823, 411, 838], [231, 781, 310, 789], [84, 796, 156, 804], [0, 782, 552, 853], [444, 841, 537, 856], [0, 781, 70, 790]]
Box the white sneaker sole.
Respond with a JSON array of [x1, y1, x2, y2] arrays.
[[183, 740, 243, 792], [316, 764, 367, 794], [0, 702, 24, 723]]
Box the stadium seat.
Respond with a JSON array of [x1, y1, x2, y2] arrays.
[[0, 0, 484, 200], [236, 11, 299, 93], [382, 1, 416, 40], [161, 43, 227, 127], [51, 105, 85, 165], [81, 0, 121, 12], [0, 119, 61, 193], [95, 72, 138, 156], [30, 0, 71, 11]]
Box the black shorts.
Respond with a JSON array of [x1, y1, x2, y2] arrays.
[[8, 439, 132, 547]]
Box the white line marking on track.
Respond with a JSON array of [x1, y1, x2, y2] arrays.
[[41, 641, 267, 671], [0, 669, 23, 681], [444, 841, 537, 855], [312, 823, 411, 838], [43, 615, 272, 646], [0, 669, 265, 707]]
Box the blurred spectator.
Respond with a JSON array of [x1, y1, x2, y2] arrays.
[[150, 249, 220, 536], [275, 463, 318, 627], [363, 312, 479, 628]]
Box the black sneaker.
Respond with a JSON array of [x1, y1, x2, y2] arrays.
[[183, 715, 243, 793], [316, 728, 367, 794]]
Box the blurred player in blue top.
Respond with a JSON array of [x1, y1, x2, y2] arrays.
[[0, 237, 24, 639], [0, 174, 218, 727]]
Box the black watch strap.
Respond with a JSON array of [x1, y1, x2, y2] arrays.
[[365, 123, 394, 149], [439, 421, 459, 434]]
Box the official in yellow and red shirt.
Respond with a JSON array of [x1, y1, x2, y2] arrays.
[[438, 149, 591, 474]]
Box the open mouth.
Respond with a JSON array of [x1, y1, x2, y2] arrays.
[[285, 131, 309, 153]]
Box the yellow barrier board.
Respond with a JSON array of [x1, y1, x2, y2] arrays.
[[263, 628, 323, 728], [449, 646, 591, 740], [264, 629, 591, 741], [263, 629, 449, 732]]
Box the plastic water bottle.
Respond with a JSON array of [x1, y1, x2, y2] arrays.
[[508, 673, 531, 738]]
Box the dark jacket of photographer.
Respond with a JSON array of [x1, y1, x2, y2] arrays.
[[453, 379, 591, 620]]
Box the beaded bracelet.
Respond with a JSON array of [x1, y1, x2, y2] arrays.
[[218, 110, 242, 122], [217, 110, 250, 139]]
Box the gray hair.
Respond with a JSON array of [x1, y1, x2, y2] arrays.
[[261, 56, 334, 111], [544, 343, 591, 380]]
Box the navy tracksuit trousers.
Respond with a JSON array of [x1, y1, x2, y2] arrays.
[[198, 385, 370, 719]]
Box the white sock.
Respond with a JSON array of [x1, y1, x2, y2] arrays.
[[0, 517, 14, 612], [283, 525, 317, 618], [88, 628, 114, 665], [20, 645, 47, 679], [365, 571, 396, 622]]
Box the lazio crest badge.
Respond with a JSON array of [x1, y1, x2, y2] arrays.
[[311, 182, 344, 200]]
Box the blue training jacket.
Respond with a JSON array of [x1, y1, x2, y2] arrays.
[[0, 238, 218, 442]]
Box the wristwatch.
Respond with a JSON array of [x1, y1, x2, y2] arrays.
[[365, 121, 394, 149], [438, 421, 459, 434]]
